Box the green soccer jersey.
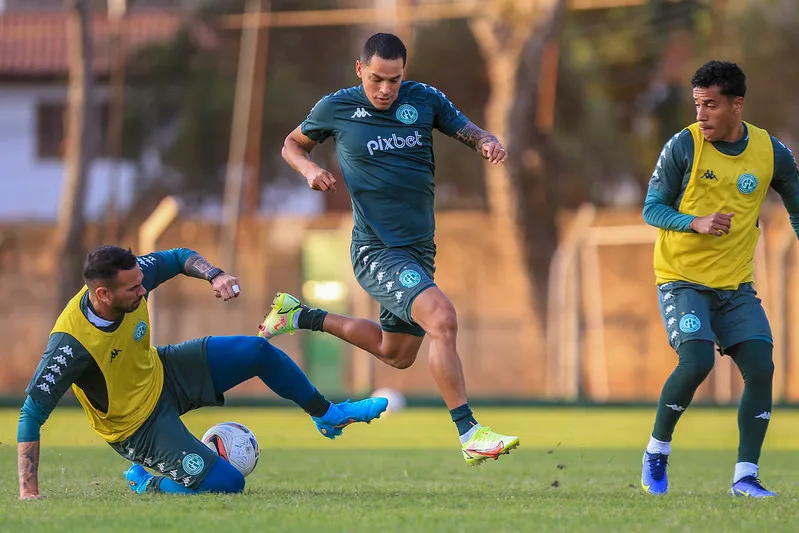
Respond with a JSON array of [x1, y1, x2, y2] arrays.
[[301, 81, 469, 246]]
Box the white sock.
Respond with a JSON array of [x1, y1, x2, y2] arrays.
[[459, 424, 481, 444], [646, 435, 671, 455], [734, 462, 758, 483]]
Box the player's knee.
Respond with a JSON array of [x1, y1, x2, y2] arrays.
[[676, 341, 715, 382], [744, 357, 774, 386], [423, 302, 458, 340], [198, 457, 246, 494], [386, 350, 417, 370]]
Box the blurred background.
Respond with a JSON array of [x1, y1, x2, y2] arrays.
[[2, 0, 799, 407]]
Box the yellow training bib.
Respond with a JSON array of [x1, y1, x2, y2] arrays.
[[51, 287, 163, 443], [654, 122, 773, 289]]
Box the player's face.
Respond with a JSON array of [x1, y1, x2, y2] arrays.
[[108, 267, 146, 314], [693, 85, 743, 142], [356, 56, 404, 110]]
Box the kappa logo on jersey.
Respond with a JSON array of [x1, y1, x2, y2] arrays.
[[351, 107, 372, 118], [366, 131, 423, 156]]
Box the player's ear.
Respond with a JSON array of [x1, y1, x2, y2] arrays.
[[733, 96, 744, 114], [94, 284, 113, 305], [355, 59, 363, 79]]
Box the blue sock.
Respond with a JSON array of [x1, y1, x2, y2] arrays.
[[449, 403, 479, 436], [126, 464, 195, 495], [133, 458, 245, 495], [197, 456, 245, 493], [206, 336, 331, 417]]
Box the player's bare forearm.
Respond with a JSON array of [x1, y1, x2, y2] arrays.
[[452, 121, 500, 153], [183, 253, 221, 281], [282, 128, 321, 178], [18, 441, 41, 499]]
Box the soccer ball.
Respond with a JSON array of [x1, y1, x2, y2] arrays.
[[201, 421, 260, 477]]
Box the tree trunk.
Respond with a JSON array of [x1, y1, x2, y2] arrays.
[[55, 0, 95, 311], [470, 0, 564, 317], [507, 0, 568, 319]]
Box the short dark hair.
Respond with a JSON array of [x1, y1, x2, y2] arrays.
[[83, 245, 138, 286], [691, 60, 746, 98], [360, 33, 407, 66]]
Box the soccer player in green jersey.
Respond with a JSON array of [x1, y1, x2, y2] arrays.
[[260, 33, 519, 466]]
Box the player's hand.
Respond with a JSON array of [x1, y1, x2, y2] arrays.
[[212, 273, 241, 301], [305, 166, 337, 193], [690, 212, 734, 236], [481, 139, 508, 165]]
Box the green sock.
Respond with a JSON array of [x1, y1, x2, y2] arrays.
[[652, 340, 716, 442], [728, 340, 774, 464]]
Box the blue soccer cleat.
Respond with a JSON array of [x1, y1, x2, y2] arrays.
[[730, 476, 777, 498], [124, 463, 154, 494], [313, 397, 389, 439], [642, 451, 669, 495]]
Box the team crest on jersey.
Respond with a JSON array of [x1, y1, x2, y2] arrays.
[[679, 314, 701, 333], [133, 321, 147, 342], [737, 173, 758, 194], [399, 269, 422, 288], [396, 104, 418, 124]]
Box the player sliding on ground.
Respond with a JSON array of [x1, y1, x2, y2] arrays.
[[262, 32, 519, 466], [17, 246, 387, 499], [642, 60, 799, 498]]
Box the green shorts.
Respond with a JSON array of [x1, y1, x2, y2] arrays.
[[351, 238, 437, 337], [109, 337, 223, 490], [657, 281, 773, 354]]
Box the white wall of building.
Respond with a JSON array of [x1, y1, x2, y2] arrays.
[[0, 84, 135, 221]]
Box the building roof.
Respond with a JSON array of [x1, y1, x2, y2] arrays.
[[0, 9, 216, 78]]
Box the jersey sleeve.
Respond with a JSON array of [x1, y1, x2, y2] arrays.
[[769, 136, 799, 238], [25, 332, 93, 410], [138, 248, 196, 294], [642, 130, 696, 231], [300, 94, 336, 144], [424, 85, 469, 136]]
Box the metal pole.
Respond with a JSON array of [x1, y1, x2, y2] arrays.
[[219, 0, 262, 270]]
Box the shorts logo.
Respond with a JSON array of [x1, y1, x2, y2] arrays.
[[679, 314, 701, 333], [182, 453, 205, 476], [399, 269, 422, 288], [133, 321, 147, 342], [737, 173, 758, 194], [396, 104, 418, 124]]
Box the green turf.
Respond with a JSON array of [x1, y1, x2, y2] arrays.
[[1, 407, 798, 532]]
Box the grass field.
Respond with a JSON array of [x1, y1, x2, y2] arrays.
[[2, 406, 798, 533]]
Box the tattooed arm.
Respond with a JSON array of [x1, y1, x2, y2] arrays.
[[451, 121, 508, 164], [18, 441, 42, 500], [182, 252, 242, 301]]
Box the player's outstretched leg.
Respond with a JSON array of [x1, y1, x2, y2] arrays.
[[207, 335, 387, 439]]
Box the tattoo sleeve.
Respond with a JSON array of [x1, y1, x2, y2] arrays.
[[452, 121, 499, 153], [18, 441, 40, 497], [183, 253, 219, 281]]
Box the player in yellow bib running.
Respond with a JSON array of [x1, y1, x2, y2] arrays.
[[641, 61, 799, 498]]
